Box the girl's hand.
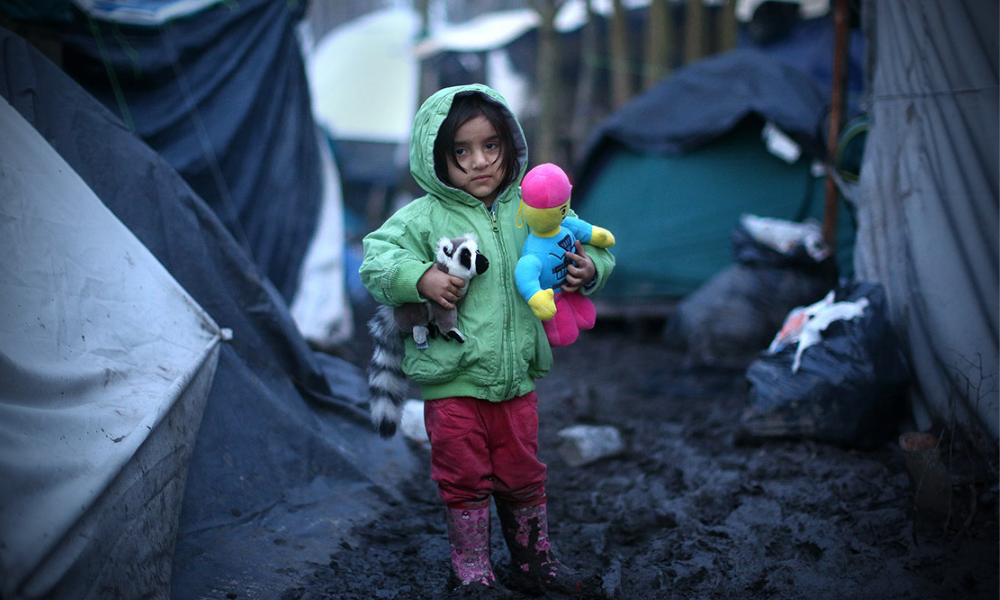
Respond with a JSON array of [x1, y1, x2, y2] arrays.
[[562, 241, 596, 294], [417, 266, 466, 309]]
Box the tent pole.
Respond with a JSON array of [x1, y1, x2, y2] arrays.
[[823, 0, 850, 250]]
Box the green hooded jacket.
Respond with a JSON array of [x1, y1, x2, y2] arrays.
[[359, 84, 615, 402]]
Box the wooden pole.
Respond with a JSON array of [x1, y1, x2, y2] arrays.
[[718, 0, 738, 53], [416, 0, 436, 102], [823, 0, 850, 250], [609, 0, 632, 109], [644, 0, 672, 90], [684, 0, 706, 64], [534, 0, 560, 164], [571, 0, 598, 158]]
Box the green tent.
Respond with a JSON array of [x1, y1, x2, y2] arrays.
[[574, 51, 857, 302], [579, 119, 854, 300]]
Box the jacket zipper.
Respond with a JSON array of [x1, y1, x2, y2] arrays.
[[488, 204, 515, 400]]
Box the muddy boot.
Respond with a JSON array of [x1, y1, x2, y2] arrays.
[[496, 501, 604, 598], [444, 501, 512, 599]]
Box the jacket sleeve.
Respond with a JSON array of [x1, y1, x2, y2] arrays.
[[566, 209, 616, 296], [359, 203, 435, 306]]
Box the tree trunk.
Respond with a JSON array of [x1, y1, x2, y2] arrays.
[[684, 0, 706, 65], [718, 0, 739, 53], [416, 0, 436, 102], [532, 0, 560, 165], [644, 0, 673, 90], [609, 0, 632, 108], [571, 0, 599, 162]]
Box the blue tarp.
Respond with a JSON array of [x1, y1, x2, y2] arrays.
[[1, 26, 414, 600], [577, 49, 833, 166], [57, 0, 321, 303], [737, 13, 866, 114]]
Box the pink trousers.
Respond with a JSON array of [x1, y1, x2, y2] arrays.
[[424, 392, 547, 508]]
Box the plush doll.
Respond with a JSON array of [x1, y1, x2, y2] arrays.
[[515, 163, 615, 347]]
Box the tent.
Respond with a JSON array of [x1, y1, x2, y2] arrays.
[[50, 0, 354, 353], [56, 0, 323, 306], [574, 49, 856, 301], [304, 6, 420, 293], [852, 0, 998, 454], [0, 25, 415, 600], [0, 88, 223, 600]]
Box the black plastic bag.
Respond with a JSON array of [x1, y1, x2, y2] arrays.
[[666, 219, 837, 365], [740, 281, 910, 448]]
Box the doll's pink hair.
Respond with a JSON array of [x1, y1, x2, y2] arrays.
[[521, 163, 572, 209]]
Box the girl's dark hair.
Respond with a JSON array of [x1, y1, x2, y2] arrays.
[[433, 93, 520, 193]]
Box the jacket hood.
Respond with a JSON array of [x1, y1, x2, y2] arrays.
[[409, 84, 529, 206]]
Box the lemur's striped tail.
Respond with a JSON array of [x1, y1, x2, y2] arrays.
[[367, 305, 408, 438]]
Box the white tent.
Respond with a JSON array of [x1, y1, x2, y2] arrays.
[[307, 7, 420, 144], [0, 96, 224, 599]]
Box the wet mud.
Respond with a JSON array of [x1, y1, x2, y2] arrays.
[[284, 323, 998, 600]]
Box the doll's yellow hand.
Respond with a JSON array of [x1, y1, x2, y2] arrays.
[[528, 289, 557, 321], [589, 226, 615, 248]]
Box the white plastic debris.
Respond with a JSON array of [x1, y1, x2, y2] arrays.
[[768, 290, 870, 373], [400, 399, 428, 444], [556, 425, 624, 467], [762, 121, 802, 164], [767, 290, 836, 354], [740, 214, 831, 262]]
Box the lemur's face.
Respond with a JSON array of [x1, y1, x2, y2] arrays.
[[437, 235, 489, 281]]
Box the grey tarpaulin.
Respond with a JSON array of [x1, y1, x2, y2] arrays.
[[0, 95, 223, 599], [0, 26, 416, 600], [854, 0, 998, 452]]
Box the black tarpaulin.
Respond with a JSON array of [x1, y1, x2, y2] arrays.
[[57, 0, 322, 303]]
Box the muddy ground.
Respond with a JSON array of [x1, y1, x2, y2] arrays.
[[283, 317, 998, 600]]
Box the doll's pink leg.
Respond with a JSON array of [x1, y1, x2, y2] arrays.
[[543, 295, 580, 347], [564, 292, 596, 330], [543, 317, 579, 347]]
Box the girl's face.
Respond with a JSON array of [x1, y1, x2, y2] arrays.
[[447, 114, 505, 207]]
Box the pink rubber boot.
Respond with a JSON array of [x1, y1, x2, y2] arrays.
[[445, 502, 512, 598], [495, 501, 604, 597]]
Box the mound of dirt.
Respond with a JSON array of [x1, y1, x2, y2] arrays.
[[284, 322, 998, 600]]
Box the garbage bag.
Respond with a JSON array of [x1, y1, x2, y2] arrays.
[[740, 281, 910, 448], [666, 216, 837, 365]]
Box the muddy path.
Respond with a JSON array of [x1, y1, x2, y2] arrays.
[[284, 322, 998, 600]]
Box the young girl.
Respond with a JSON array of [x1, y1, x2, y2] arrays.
[[359, 84, 614, 598]]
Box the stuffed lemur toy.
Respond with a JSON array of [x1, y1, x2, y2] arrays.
[[366, 233, 489, 437]]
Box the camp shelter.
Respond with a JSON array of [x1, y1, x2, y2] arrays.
[[852, 0, 998, 454], [305, 7, 419, 238], [49, 0, 354, 350], [735, 0, 866, 112], [0, 26, 415, 600], [0, 84, 223, 600], [55, 0, 323, 307], [574, 49, 857, 301]]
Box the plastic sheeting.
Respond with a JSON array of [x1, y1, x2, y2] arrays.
[[573, 50, 859, 300], [854, 0, 999, 450], [70, 0, 228, 25], [0, 96, 223, 599], [307, 7, 419, 144], [289, 129, 354, 347], [0, 26, 416, 600], [58, 0, 323, 303], [577, 49, 833, 163]]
